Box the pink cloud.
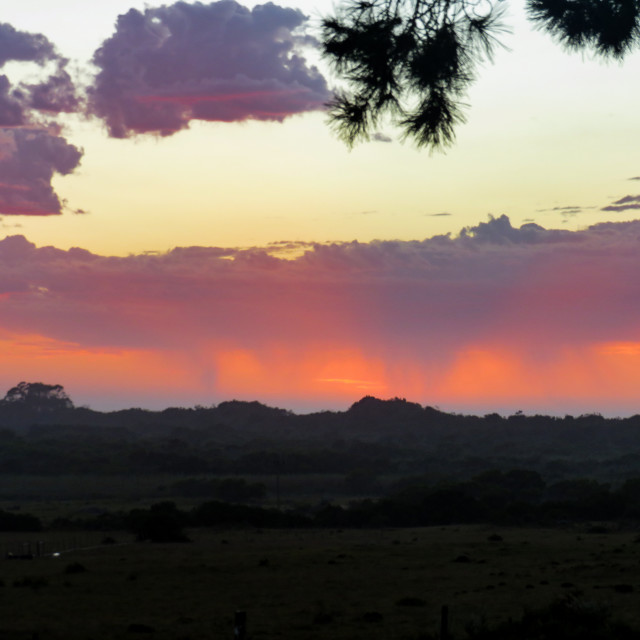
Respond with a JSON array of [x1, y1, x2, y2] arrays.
[[3, 216, 640, 412], [0, 22, 83, 216], [23, 66, 81, 114], [0, 22, 80, 125], [88, 1, 330, 137], [0, 183, 29, 191], [0, 22, 56, 67], [0, 128, 83, 216], [0, 75, 26, 127], [1, 3, 330, 216]]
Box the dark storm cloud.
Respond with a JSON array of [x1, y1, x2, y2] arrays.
[[88, 0, 331, 138]]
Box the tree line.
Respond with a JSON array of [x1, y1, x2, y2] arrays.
[[5, 385, 640, 484], [7, 468, 640, 536]]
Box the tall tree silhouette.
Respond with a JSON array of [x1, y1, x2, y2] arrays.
[[2, 382, 74, 412], [321, 0, 640, 149]]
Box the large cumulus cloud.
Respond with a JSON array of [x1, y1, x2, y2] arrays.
[[0, 22, 82, 215], [88, 0, 331, 138]]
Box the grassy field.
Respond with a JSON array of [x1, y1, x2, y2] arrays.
[[2, 524, 640, 639]]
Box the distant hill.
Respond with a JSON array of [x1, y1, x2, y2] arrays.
[[3, 382, 640, 480]]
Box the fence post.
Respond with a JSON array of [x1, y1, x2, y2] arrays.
[[234, 611, 246, 640], [440, 605, 449, 640]]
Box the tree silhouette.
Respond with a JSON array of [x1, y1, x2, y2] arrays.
[[321, 0, 640, 149], [2, 381, 74, 412], [126, 502, 189, 543]]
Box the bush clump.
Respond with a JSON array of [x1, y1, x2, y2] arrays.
[[467, 596, 640, 639]]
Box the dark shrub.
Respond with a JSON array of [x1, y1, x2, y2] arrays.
[[126, 502, 189, 542], [396, 597, 426, 607], [64, 562, 87, 574], [0, 509, 42, 532], [466, 596, 640, 639]]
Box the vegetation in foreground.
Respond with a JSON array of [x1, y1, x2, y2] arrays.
[[4, 383, 640, 488], [3, 525, 640, 640], [6, 468, 640, 541], [4, 383, 640, 637]]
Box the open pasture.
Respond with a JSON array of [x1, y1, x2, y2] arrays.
[[2, 525, 640, 639]]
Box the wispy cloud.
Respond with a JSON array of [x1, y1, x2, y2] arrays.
[[601, 194, 640, 212], [550, 205, 584, 212], [536, 204, 589, 218]]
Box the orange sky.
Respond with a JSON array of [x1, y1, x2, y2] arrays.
[[3, 218, 640, 415], [3, 1, 640, 415], [4, 330, 640, 415]]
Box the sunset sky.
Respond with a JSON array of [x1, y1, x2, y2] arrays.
[[2, 0, 640, 415]]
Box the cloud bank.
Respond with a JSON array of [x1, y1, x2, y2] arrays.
[[3, 216, 640, 413], [88, 0, 330, 137]]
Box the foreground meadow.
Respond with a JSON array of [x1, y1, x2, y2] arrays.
[[2, 525, 640, 639]]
